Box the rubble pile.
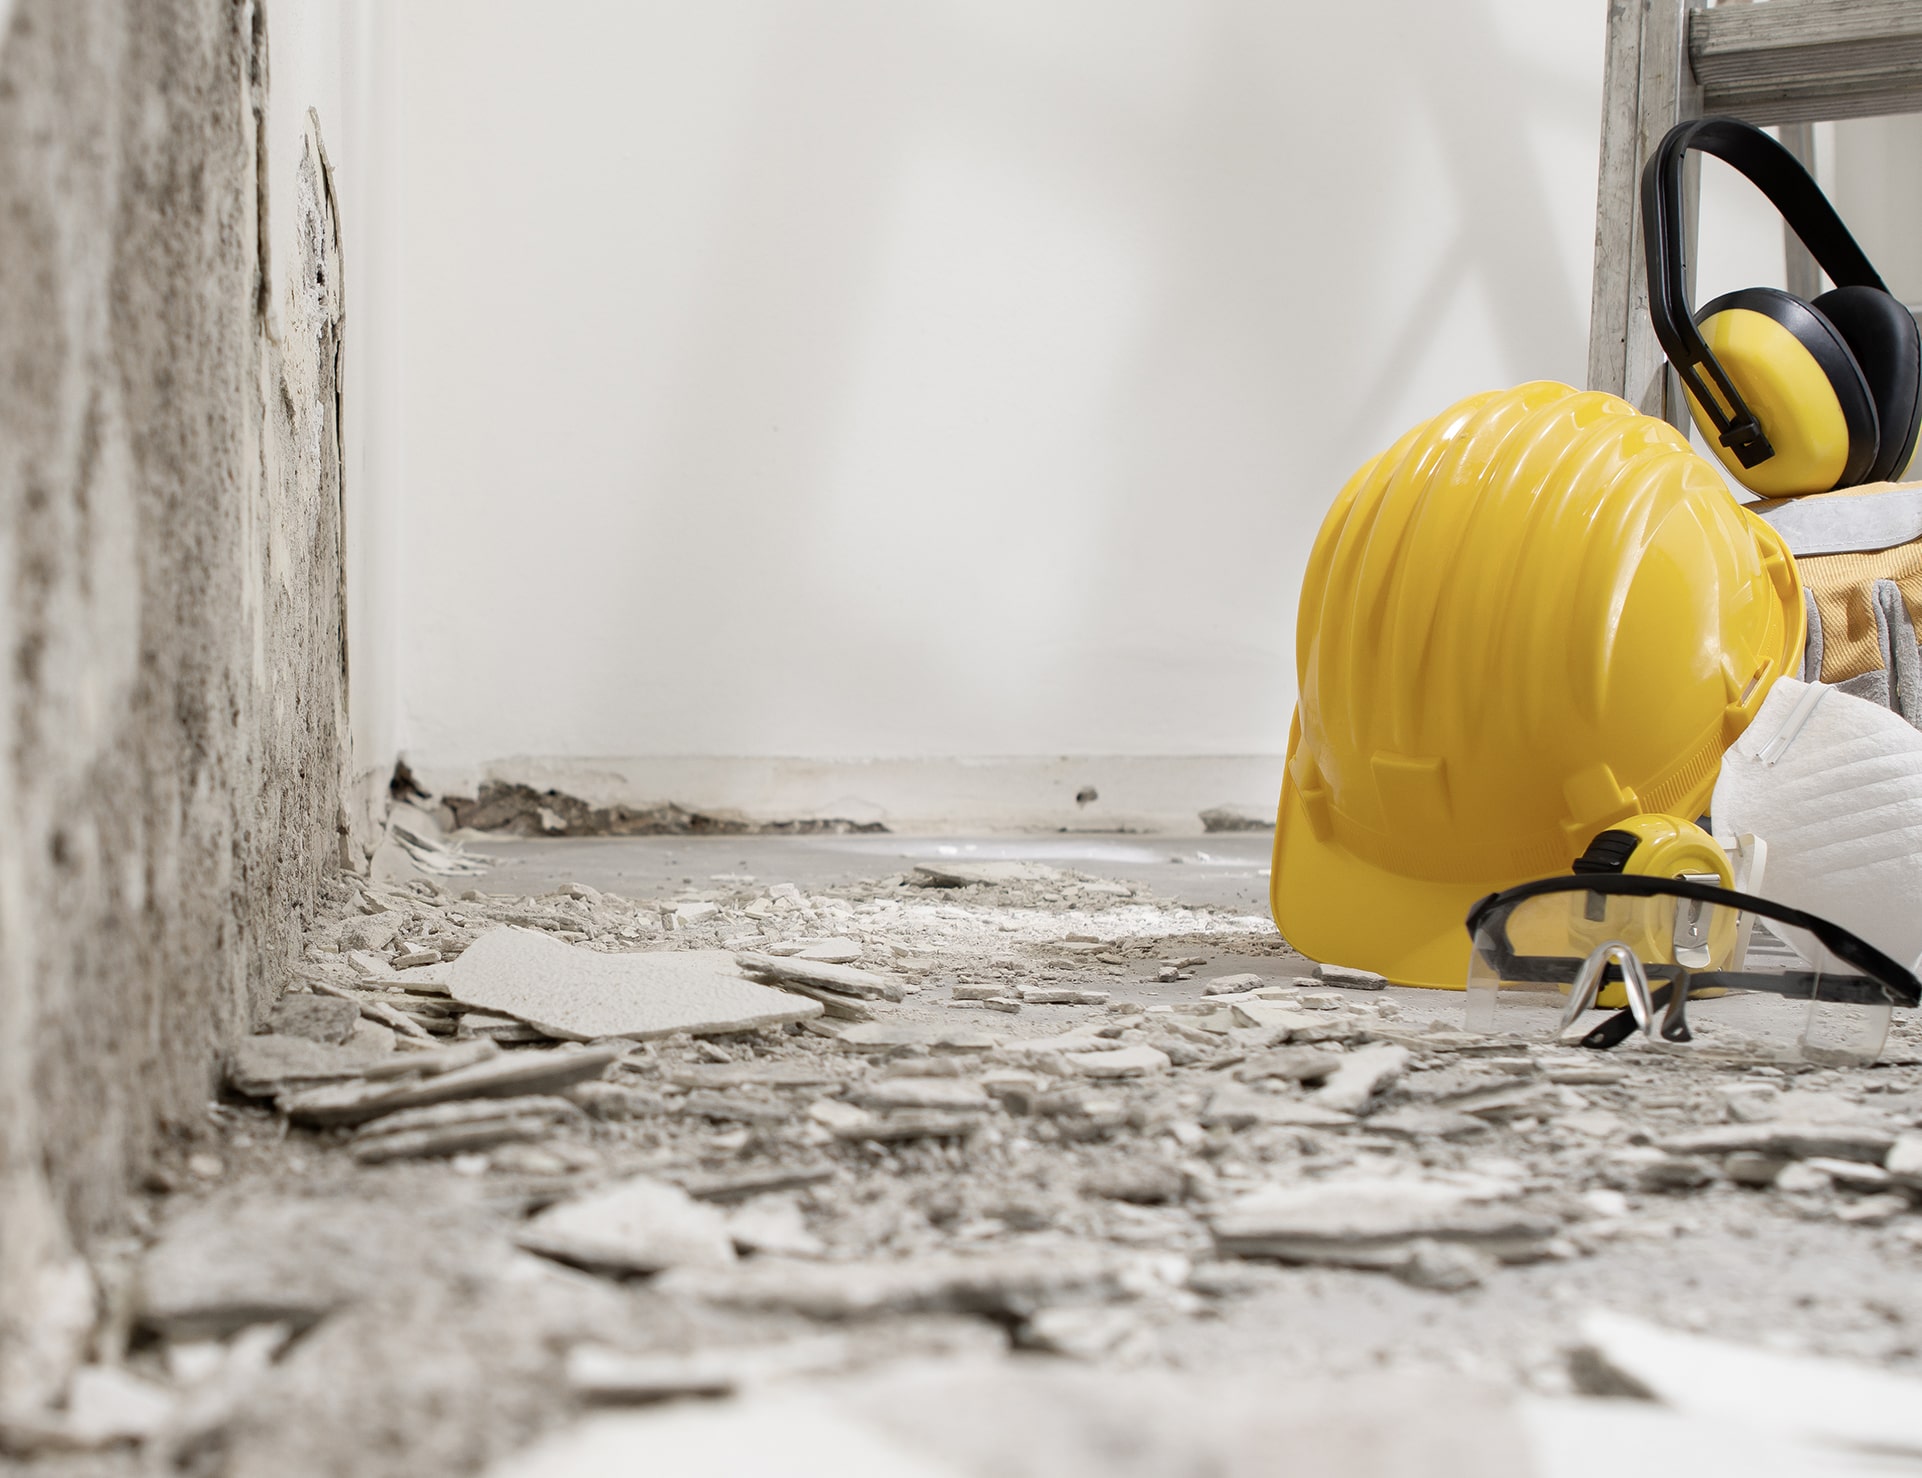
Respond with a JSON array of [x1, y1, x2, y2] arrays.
[[16, 853, 1922, 1475]]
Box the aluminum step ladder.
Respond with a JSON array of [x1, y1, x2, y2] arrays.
[[1587, 0, 1922, 429]]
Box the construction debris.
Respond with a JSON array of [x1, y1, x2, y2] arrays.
[[450, 928, 822, 1040], [734, 951, 905, 1001], [1207, 1176, 1564, 1268], [656, 1247, 1174, 1320], [48, 846, 1922, 1478], [279, 1043, 622, 1127], [226, 1029, 394, 1097], [1313, 963, 1388, 991], [517, 1176, 738, 1275], [349, 1095, 582, 1163], [266, 992, 362, 1044], [1571, 1310, 1922, 1456]]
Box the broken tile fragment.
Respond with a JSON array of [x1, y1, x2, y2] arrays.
[[1018, 1305, 1153, 1361], [1234, 1047, 1341, 1085], [1208, 1177, 1559, 1266], [1837, 1193, 1908, 1224], [339, 912, 404, 952], [681, 1091, 793, 1124], [1542, 1062, 1627, 1086], [672, 1163, 837, 1202], [657, 1248, 1156, 1319], [565, 1334, 871, 1409], [457, 1010, 552, 1044], [1202, 1083, 1354, 1129], [1394, 1239, 1494, 1292], [1571, 1309, 1922, 1453], [831, 1110, 985, 1142], [281, 1043, 623, 1127], [226, 1030, 393, 1098], [567, 1082, 668, 1120], [1723, 1150, 1786, 1186], [666, 1061, 842, 1090], [753, 979, 876, 1021], [808, 1098, 875, 1134], [1227, 1001, 1324, 1035], [1081, 1162, 1186, 1205], [518, 1176, 737, 1276], [1314, 1043, 1409, 1113], [852, 1077, 992, 1111], [1313, 963, 1387, 991], [734, 952, 903, 1002], [350, 1095, 581, 1163], [1063, 1045, 1170, 1079], [909, 861, 1063, 888], [1656, 1121, 1896, 1164], [791, 938, 863, 964], [1802, 1156, 1891, 1190], [833, 1023, 995, 1054], [725, 1195, 825, 1258], [1016, 987, 1111, 1006], [268, 992, 361, 1044], [1884, 1132, 1922, 1187], [1363, 1106, 1488, 1140], [1437, 1081, 1560, 1121], [450, 929, 821, 1042], [355, 1036, 499, 1081], [56, 1365, 178, 1448]]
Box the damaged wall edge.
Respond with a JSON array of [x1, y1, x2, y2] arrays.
[[410, 755, 1288, 836], [0, 0, 349, 1412]]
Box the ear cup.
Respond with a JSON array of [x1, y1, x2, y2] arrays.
[[1814, 285, 1922, 484], [1688, 287, 1878, 496]]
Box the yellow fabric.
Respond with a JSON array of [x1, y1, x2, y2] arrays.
[[1273, 382, 1805, 990], [1752, 481, 1922, 683], [1686, 308, 1852, 497], [1798, 547, 1922, 682]]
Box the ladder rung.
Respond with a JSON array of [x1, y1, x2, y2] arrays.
[[1691, 0, 1922, 125]]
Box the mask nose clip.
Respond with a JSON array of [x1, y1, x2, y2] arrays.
[[1567, 942, 1655, 1039]]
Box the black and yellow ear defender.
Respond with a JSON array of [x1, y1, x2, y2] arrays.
[[1643, 117, 1922, 498]]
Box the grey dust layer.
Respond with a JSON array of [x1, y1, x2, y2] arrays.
[[13, 847, 1922, 1476]]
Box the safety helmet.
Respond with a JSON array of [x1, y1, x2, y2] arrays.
[[1271, 381, 1805, 989]]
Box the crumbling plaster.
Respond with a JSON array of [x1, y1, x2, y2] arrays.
[[0, 0, 347, 1409]]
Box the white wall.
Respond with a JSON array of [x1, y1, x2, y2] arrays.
[[387, 0, 1604, 803], [377, 1, 1922, 826]]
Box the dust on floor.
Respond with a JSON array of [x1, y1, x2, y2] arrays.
[[13, 841, 1922, 1476]]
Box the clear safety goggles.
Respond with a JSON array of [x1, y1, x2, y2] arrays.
[[1463, 874, 1920, 1065]]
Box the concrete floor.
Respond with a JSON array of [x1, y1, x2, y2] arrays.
[[472, 831, 1278, 915], [32, 830, 1922, 1476]]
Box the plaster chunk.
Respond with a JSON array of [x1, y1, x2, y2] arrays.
[[451, 928, 820, 1042]]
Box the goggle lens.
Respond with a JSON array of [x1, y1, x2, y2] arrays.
[[1466, 888, 1895, 1064]]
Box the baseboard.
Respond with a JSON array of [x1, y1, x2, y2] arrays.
[[405, 754, 1287, 835]]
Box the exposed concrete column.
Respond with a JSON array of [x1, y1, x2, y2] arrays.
[[0, 0, 347, 1409]]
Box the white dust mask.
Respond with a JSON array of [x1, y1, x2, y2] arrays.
[[1712, 677, 1922, 976]]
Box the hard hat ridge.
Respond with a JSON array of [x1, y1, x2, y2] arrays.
[[1275, 381, 1805, 989]]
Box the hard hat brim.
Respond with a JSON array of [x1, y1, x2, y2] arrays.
[[1269, 773, 1486, 991]]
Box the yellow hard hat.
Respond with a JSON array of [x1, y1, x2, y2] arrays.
[[1271, 381, 1804, 990]]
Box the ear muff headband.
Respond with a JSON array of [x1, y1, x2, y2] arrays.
[[1642, 118, 1890, 470]]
